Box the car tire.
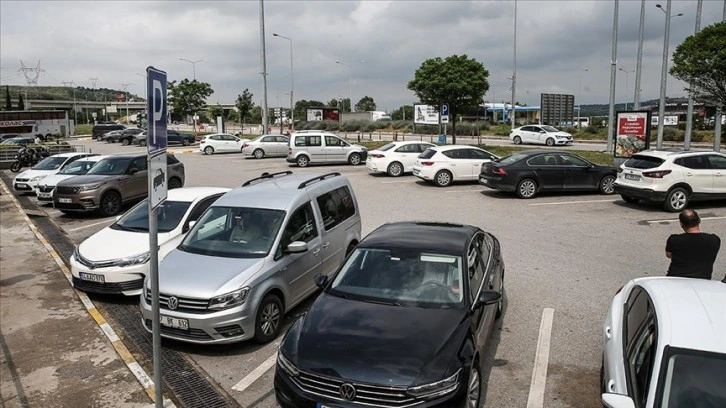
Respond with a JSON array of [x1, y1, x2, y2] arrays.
[[349, 153, 362, 166], [253, 149, 265, 159], [516, 178, 538, 199], [254, 294, 283, 344], [545, 138, 555, 147], [664, 187, 689, 213], [496, 278, 504, 319], [387, 161, 403, 177], [296, 155, 310, 167], [96, 136, 104, 142], [168, 177, 182, 189], [182, 138, 190, 146], [621, 195, 639, 204], [204, 146, 214, 155], [121, 138, 131, 146], [346, 242, 357, 256], [434, 170, 453, 187], [140, 139, 147, 147], [99, 191, 122, 217], [599, 175, 616, 195], [513, 135, 522, 145], [465, 361, 481, 408]]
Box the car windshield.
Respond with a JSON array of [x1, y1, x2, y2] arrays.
[[32, 156, 67, 170], [111, 200, 192, 233], [329, 247, 464, 309], [658, 349, 726, 408], [179, 206, 285, 258], [86, 157, 132, 175], [59, 159, 98, 175], [624, 155, 664, 169], [378, 143, 396, 151], [498, 152, 529, 166], [542, 125, 560, 132]]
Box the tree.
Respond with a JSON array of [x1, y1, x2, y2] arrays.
[[236, 88, 254, 126], [339, 98, 351, 113], [391, 105, 414, 121], [327, 98, 339, 108], [407, 54, 490, 143], [4, 85, 10, 110], [670, 21, 726, 108], [249, 106, 262, 124], [17, 93, 24, 110], [355, 96, 377, 112], [208, 103, 224, 120], [294, 99, 325, 121], [227, 110, 239, 122], [168, 78, 214, 121]]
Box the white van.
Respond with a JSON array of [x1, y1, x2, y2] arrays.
[[286, 131, 368, 167]]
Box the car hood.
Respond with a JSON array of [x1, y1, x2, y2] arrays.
[[157, 249, 265, 298], [78, 227, 172, 261], [285, 292, 467, 386], [37, 173, 76, 187], [58, 174, 119, 186], [551, 131, 572, 137], [15, 169, 58, 180], [350, 144, 367, 151]]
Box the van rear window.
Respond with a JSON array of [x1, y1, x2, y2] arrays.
[[624, 155, 664, 169]]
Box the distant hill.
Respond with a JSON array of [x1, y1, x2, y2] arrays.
[[0, 84, 142, 103]]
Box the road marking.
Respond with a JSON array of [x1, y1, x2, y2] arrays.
[[445, 189, 481, 193], [381, 180, 412, 184], [529, 199, 614, 206], [527, 308, 555, 408], [66, 218, 116, 232], [231, 351, 278, 392], [642, 215, 726, 225]]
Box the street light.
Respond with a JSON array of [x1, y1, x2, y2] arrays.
[[655, 1, 684, 149], [273, 33, 294, 131], [618, 68, 634, 110], [577, 68, 589, 121], [178, 57, 205, 80], [335, 61, 352, 112]]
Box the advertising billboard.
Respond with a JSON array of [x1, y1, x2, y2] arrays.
[[413, 104, 439, 125], [615, 111, 651, 159], [306, 108, 339, 122], [651, 115, 679, 126], [540, 93, 575, 127]]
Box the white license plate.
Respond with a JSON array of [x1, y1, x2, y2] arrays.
[[79, 272, 105, 283], [481, 178, 488, 184], [58, 198, 72, 203], [16, 183, 26, 188], [624, 174, 640, 181], [317, 404, 334, 408], [38, 192, 51, 198], [160, 315, 189, 330]]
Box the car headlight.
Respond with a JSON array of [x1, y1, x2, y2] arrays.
[[111, 252, 150, 267], [79, 183, 102, 191], [277, 352, 299, 377], [407, 369, 461, 400], [208, 288, 249, 310], [30, 175, 47, 182]]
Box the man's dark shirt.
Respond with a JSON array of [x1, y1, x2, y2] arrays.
[[666, 232, 721, 279]]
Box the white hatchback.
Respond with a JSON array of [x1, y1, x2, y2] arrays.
[[413, 145, 498, 187], [70, 187, 230, 296], [365, 141, 436, 177], [199, 133, 247, 155], [509, 125, 573, 146], [601, 277, 726, 408], [13, 152, 95, 193]]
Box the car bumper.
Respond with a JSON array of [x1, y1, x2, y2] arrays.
[[613, 183, 667, 201], [554, 139, 574, 145], [412, 167, 435, 181], [13, 180, 38, 192], [365, 159, 382, 172], [286, 156, 296, 163], [53, 191, 100, 212], [70, 255, 146, 296], [479, 175, 516, 192]]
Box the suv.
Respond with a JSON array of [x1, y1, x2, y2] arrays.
[[117, 128, 144, 146], [286, 131, 367, 167], [53, 153, 185, 216], [614, 150, 726, 212], [140, 171, 362, 344], [93, 124, 126, 141]]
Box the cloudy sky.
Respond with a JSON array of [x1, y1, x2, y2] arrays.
[[1, 0, 724, 111]]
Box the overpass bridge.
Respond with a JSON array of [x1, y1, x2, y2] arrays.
[[23, 99, 237, 114]]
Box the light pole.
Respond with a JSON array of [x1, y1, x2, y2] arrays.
[[178, 57, 205, 81], [685, 0, 703, 150], [618, 68, 634, 110], [577, 68, 589, 122], [634, 0, 646, 110], [335, 61, 352, 112], [606, 0, 619, 154], [511, 0, 517, 130], [655, 1, 684, 149], [120, 83, 131, 124], [273, 33, 294, 131]]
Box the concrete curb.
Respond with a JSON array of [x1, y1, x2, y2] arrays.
[[0, 178, 176, 408]]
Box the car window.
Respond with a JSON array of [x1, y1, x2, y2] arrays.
[[262, 136, 276, 143], [470, 149, 495, 160], [676, 155, 711, 170], [275, 136, 289, 143], [624, 155, 664, 169], [166, 154, 180, 165], [210, 135, 221, 141], [542, 125, 560, 132], [325, 136, 343, 147], [419, 148, 437, 159], [499, 152, 529, 166], [706, 154, 726, 170], [625, 287, 651, 350], [128, 157, 147, 172], [276, 202, 318, 259], [295, 135, 321, 147], [657, 349, 726, 408], [31, 156, 67, 170], [185, 194, 225, 227], [113, 200, 192, 233], [316, 186, 356, 231], [442, 149, 466, 159], [527, 154, 559, 166], [394, 144, 415, 153], [467, 236, 486, 302], [628, 317, 657, 408], [559, 154, 590, 167], [378, 143, 396, 152], [59, 159, 97, 175], [418, 144, 434, 153]]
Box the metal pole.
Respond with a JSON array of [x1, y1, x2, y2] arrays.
[[685, 0, 703, 150], [606, 0, 619, 154], [634, 0, 645, 110], [715, 106, 723, 152], [510, 0, 517, 131], [148, 192, 162, 408], [259, 0, 269, 134], [289, 39, 294, 130], [656, 0, 672, 149]]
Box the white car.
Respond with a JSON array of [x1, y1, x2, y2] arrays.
[[366, 141, 436, 177], [601, 277, 726, 408], [509, 125, 573, 146], [70, 187, 230, 296], [413, 145, 499, 187], [613, 150, 726, 212], [13, 152, 95, 194], [241, 134, 289, 158], [199, 133, 247, 155], [35, 155, 109, 202]]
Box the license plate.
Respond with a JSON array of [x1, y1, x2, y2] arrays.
[[79, 272, 105, 283], [317, 404, 334, 408], [413, 169, 420, 175], [38, 192, 51, 199], [624, 174, 640, 181], [481, 178, 488, 184], [16, 183, 26, 188], [160, 315, 189, 330], [58, 198, 72, 203]]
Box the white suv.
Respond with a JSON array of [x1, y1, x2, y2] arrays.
[[613, 150, 726, 212]]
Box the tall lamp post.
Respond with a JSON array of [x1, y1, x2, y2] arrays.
[[179, 57, 206, 134], [335, 61, 352, 112], [511, 0, 517, 130], [577, 68, 589, 122], [684, 0, 703, 151], [618, 68, 634, 110], [273, 33, 294, 131], [655, 2, 684, 149]]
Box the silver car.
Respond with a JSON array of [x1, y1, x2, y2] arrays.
[[241, 134, 290, 159], [140, 171, 362, 344], [285, 131, 367, 167]]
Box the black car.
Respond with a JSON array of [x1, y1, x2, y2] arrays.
[[275, 221, 504, 408], [134, 129, 195, 146], [92, 123, 125, 140], [117, 128, 144, 145], [479, 150, 617, 199]]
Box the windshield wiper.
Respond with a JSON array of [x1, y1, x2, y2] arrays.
[[362, 298, 402, 307], [120, 226, 149, 232]]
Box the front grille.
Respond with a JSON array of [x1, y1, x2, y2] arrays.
[[76, 251, 117, 269], [144, 319, 212, 341], [15, 178, 29, 182], [38, 185, 54, 193], [292, 371, 417, 408], [56, 186, 81, 195], [144, 291, 209, 313], [73, 277, 144, 294]]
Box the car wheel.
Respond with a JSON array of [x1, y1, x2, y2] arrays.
[[387, 161, 403, 177], [496, 278, 504, 319], [513, 135, 522, 145], [254, 294, 283, 344], [664, 187, 689, 213], [182, 138, 190, 146], [545, 137, 555, 147], [621, 195, 640, 204], [168, 177, 182, 189], [253, 149, 265, 159], [140, 139, 147, 147], [296, 155, 310, 167], [434, 170, 453, 187], [204, 146, 214, 155], [121, 138, 131, 146], [99, 191, 122, 217], [349, 153, 362, 166], [599, 175, 616, 195], [96, 136, 104, 142], [466, 362, 481, 408], [516, 178, 537, 199]]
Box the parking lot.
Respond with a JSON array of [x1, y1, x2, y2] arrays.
[[7, 138, 726, 408]]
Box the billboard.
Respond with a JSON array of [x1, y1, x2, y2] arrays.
[[615, 111, 651, 159], [413, 104, 439, 125], [651, 115, 679, 126], [540, 93, 574, 127], [306, 108, 339, 122]]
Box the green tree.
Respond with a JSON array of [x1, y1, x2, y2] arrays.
[[235, 88, 254, 125], [355, 96, 377, 112], [670, 21, 726, 107], [17, 93, 24, 110], [168, 79, 214, 130], [208, 103, 224, 120], [4, 85, 10, 110], [407, 54, 490, 143], [249, 106, 262, 124], [294, 99, 325, 121], [327, 98, 339, 108], [391, 105, 414, 121], [227, 110, 239, 122], [339, 98, 351, 113]]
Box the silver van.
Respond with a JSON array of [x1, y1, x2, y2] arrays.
[[140, 171, 362, 344], [286, 131, 368, 167]]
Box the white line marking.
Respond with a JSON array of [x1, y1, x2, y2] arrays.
[[527, 308, 555, 408], [231, 351, 278, 392], [529, 199, 614, 206], [66, 218, 116, 232], [100, 323, 121, 342], [644, 215, 726, 224]]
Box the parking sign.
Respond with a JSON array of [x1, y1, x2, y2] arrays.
[[146, 66, 167, 156], [441, 104, 449, 123]]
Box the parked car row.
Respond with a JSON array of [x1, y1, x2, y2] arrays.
[[99, 128, 196, 147]]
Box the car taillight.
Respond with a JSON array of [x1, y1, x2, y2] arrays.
[[243, 142, 249, 148], [200, 139, 206, 144], [288, 148, 292, 155], [491, 167, 507, 175], [642, 170, 671, 178], [370, 153, 385, 158], [420, 161, 435, 166]]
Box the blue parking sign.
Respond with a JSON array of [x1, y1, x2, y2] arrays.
[[146, 66, 167, 156]]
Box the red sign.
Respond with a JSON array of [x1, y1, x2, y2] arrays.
[[615, 111, 650, 159], [618, 117, 646, 137], [323, 108, 339, 121]]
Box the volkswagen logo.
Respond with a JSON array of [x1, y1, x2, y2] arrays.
[[339, 383, 356, 401], [167, 296, 179, 310]]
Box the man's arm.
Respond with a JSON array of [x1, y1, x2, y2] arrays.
[[665, 235, 674, 259]]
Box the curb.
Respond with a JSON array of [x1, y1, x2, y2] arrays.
[[0, 179, 175, 408]]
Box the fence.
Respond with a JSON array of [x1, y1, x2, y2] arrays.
[[0, 144, 82, 170]]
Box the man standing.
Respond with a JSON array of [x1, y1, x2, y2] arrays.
[[665, 209, 721, 280]]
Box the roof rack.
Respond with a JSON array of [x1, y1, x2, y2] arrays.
[[242, 171, 293, 187], [297, 172, 341, 189]]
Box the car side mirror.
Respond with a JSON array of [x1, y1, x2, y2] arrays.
[[286, 241, 308, 253], [127, 168, 138, 175], [183, 220, 197, 233], [601, 393, 635, 408], [474, 290, 501, 309], [314, 273, 328, 288]]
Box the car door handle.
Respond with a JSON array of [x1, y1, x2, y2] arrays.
[[715, 173, 723, 177], [686, 172, 693, 177], [313, 249, 320, 256], [323, 242, 330, 249], [605, 326, 612, 339]]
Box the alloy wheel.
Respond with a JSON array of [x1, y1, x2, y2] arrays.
[[546, 138, 554, 147], [254, 149, 265, 159], [518, 179, 537, 198], [435, 171, 452, 187], [468, 366, 481, 408], [260, 303, 281, 336], [388, 162, 403, 177], [600, 176, 615, 194]]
